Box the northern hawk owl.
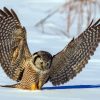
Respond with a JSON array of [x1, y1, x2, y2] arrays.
[[0, 7, 100, 90]]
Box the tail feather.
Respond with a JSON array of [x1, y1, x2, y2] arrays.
[[0, 83, 19, 88]]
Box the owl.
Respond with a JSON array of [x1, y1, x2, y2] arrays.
[[0, 7, 100, 90]]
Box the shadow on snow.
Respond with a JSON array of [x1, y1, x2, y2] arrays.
[[42, 84, 100, 90]]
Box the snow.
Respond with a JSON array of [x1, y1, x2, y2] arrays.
[[0, 88, 100, 100], [0, 0, 100, 100]]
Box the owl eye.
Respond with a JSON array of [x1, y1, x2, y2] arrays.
[[46, 61, 51, 68]]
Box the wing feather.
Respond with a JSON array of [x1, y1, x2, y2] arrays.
[[0, 7, 31, 81], [11, 9, 21, 24], [50, 19, 100, 85]]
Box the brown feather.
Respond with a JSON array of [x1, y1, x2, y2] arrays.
[[3, 7, 13, 17], [11, 9, 21, 24], [50, 19, 100, 86], [0, 8, 31, 81], [0, 9, 7, 17]]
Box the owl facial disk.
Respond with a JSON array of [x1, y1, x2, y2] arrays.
[[32, 51, 52, 71]]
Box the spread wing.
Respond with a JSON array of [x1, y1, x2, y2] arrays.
[[50, 19, 100, 86], [0, 7, 32, 81]]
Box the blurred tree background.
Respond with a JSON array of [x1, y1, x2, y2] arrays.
[[35, 0, 100, 37]]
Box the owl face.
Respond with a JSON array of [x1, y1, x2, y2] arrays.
[[32, 51, 52, 71]]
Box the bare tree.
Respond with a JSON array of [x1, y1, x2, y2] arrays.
[[35, 0, 100, 37]]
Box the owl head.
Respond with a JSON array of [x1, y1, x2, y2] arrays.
[[32, 51, 52, 71]]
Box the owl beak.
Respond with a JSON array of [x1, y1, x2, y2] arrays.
[[40, 62, 45, 70], [41, 66, 45, 70]]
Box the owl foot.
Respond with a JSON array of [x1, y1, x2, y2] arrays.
[[31, 83, 38, 90]]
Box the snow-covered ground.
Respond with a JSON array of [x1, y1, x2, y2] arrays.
[[0, 0, 100, 100]]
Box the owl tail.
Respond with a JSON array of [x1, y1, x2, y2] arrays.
[[0, 83, 20, 88]]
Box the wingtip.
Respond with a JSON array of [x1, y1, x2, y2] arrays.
[[93, 18, 100, 26], [0, 8, 7, 17], [87, 19, 100, 28], [3, 7, 10, 12], [87, 19, 94, 28], [10, 8, 21, 24], [3, 7, 7, 10]]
